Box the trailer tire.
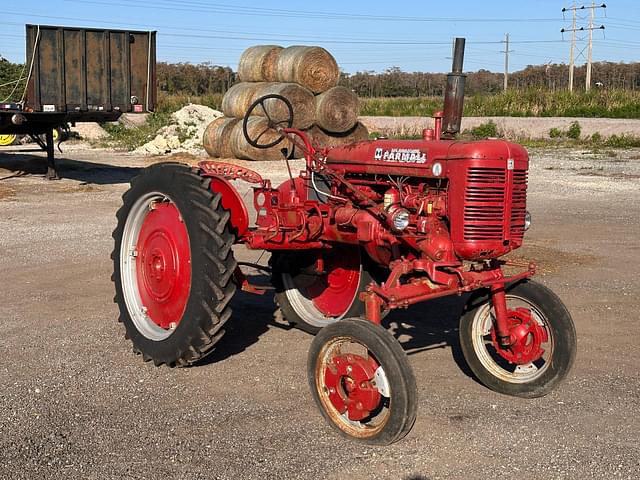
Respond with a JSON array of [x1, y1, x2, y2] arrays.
[[112, 163, 237, 367]]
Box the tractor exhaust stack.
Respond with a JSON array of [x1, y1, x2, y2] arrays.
[[442, 37, 466, 139]]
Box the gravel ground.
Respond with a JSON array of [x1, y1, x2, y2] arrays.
[[0, 143, 639, 479]]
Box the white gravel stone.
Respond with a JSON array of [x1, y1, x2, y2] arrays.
[[135, 103, 223, 155]]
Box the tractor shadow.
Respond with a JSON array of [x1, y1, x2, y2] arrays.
[[383, 294, 475, 379], [196, 274, 291, 366], [0, 152, 140, 184], [199, 272, 475, 382]]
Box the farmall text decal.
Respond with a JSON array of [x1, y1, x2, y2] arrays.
[[374, 147, 427, 163]]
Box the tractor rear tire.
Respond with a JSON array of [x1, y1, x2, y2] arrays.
[[112, 162, 237, 367], [271, 247, 375, 334]]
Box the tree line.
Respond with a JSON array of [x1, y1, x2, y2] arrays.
[[157, 60, 640, 96], [2, 56, 639, 101], [341, 63, 640, 97]]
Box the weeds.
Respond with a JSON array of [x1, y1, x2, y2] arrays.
[[360, 88, 640, 118], [549, 121, 582, 140], [468, 121, 499, 139], [567, 121, 581, 139]]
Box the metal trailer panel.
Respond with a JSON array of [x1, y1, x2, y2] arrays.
[[24, 24, 156, 114]]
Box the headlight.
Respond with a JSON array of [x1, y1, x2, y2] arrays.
[[524, 211, 532, 231], [389, 208, 410, 231]]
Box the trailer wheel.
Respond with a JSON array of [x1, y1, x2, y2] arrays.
[[112, 163, 237, 367], [459, 279, 576, 398], [0, 134, 17, 146], [308, 318, 417, 445], [272, 246, 374, 334]]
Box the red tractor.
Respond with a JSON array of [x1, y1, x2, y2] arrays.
[[112, 39, 576, 445]]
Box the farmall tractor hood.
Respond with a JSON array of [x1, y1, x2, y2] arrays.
[[324, 138, 529, 177]]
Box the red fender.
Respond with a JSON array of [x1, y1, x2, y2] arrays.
[[208, 176, 250, 239]]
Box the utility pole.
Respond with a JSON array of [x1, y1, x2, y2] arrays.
[[585, 2, 606, 90], [501, 33, 512, 91], [562, 2, 606, 92], [566, 2, 577, 92], [586, 2, 594, 91]]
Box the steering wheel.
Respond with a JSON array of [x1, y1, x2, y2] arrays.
[[242, 94, 294, 149]]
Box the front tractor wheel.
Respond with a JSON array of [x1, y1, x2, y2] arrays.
[[459, 279, 577, 398], [272, 246, 375, 334], [112, 163, 237, 367], [308, 318, 418, 445]]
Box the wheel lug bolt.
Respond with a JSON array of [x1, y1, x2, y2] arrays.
[[346, 365, 352, 374]]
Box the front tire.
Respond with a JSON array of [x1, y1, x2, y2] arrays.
[[308, 318, 418, 445], [112, 163, 237, 367], [459, 279, 576, 398]]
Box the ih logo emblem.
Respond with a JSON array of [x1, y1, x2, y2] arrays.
[[374, 147, 427, 164], [507, 159, 514, 170]]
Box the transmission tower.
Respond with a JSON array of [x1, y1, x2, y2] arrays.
[[561, 2, 606, 91]]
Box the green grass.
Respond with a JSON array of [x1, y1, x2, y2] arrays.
[[360, 89, 640, 118]]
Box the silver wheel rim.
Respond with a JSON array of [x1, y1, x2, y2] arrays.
[[282, 268, 360, 329], [120, 192, 178, 341], [316, 336, 391, 437], [471, 294, 553, 383]]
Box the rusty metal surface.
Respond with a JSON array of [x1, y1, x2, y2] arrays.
[[442, 38, 466, 138], [24, 24, 156, 114]]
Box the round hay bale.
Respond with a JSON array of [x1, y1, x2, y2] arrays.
[[255, 82, 315, 129], [230, 117, 293, 161], [237, 45, 283, 82], [275, 46, 340, 94], [308, 122, 370, 149], [203, 117, 239, 158], [314, 86, 359, 133], [221, 82, 261, 118]]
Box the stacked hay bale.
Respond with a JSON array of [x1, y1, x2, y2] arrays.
[[203, 45, 369, 161]]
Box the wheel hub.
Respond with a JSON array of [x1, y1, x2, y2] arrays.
[[491, 307, 547, 364], [136, 202, 191, 330], [305, 248, 361, 317], [323, 353, 381, 421]]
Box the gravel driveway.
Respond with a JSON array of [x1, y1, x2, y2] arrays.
[[0, 144, 638, 479]]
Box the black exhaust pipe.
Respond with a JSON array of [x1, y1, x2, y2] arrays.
[[442, 37, 466, 139]]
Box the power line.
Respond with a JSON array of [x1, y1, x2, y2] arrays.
[[64, 0, 561, 24]]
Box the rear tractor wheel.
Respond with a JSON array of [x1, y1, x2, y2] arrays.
[[308, 318, 418, 445], [272, 246, 377, 334], [112, 163, 237, 366]]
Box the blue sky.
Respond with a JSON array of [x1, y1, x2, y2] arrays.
[[2, 0, 639, 74]]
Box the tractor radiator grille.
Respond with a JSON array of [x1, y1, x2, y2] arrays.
[[463, 166, 527, 241]]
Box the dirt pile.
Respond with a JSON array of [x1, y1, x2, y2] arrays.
[[135, 104, 222, 155]]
